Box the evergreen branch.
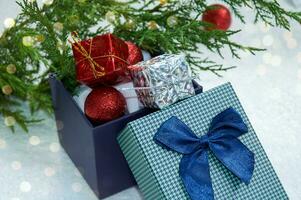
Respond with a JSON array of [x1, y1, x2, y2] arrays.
[[0, 0, 300, 132]]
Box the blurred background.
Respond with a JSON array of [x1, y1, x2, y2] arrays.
[[0, 0, 300, 200]]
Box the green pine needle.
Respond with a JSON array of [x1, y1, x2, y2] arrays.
[[0, 0, 300, 132]]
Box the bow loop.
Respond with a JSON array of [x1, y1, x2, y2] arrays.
[[209, 108, 248, 139], [154, 116, 201, 155], [154, 108, 254, 200]]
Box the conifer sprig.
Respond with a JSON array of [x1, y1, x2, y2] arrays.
[[0, 0, 300, 132]]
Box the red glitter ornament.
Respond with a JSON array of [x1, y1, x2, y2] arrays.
[[126, 41, 143, 65], [84, 86, 126, 123], [202, 4, 232, 31]]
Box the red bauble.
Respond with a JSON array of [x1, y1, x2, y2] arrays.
[[126, 41, 143, 65], [202, 4, 231, 31], [84, 86, 126, 123]]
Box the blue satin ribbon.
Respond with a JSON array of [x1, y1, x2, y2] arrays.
[[154, 107, 255, 200]]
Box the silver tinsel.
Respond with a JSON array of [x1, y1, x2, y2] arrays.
[[129, 54, 195, 109]]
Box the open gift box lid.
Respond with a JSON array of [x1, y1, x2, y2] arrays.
[[118, 83, 288, 200]]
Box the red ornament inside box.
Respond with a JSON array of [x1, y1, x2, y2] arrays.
[[49, 74, 203, 199]]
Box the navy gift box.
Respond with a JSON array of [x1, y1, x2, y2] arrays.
[[48, 74, 203, 199]]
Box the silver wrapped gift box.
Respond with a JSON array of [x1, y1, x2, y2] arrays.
[[128, 54, 195, 109]]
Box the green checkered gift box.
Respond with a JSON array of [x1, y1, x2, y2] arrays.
[[117, 83, 288, 200]]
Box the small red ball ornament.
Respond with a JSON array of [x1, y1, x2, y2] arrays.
[[126, 41, 143, 65], [202, 4, 232, 31], [84, 86, 126, 123]]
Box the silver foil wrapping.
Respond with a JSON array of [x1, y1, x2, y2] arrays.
[[129, 54, 195, 109]]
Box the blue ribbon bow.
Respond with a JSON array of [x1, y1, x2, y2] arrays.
[[154, 107, 255, 200]]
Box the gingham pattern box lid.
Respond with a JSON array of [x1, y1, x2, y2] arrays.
[[118, 83, 288, 200]]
